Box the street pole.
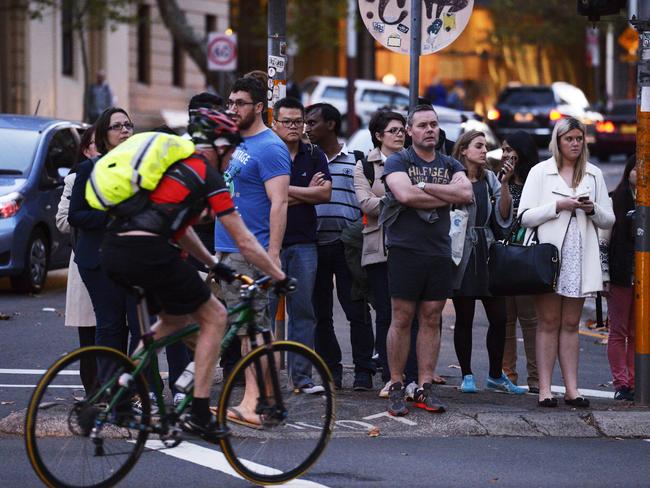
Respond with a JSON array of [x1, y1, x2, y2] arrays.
[[346, 0, 358, 137], [409, 0, 422, 109], [267, 0, 286, 125], [632, 1, 650, 406]]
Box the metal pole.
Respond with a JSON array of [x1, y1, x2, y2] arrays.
[[632, 1, 650, 406], [409, 0, 422, 109], [267, 0, 287, 125], [346, 0, 358, 137]]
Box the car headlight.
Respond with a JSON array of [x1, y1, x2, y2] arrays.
[[0, 192, 24, 218]]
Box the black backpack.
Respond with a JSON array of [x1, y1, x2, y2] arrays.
[[354, 150, 375, 187]]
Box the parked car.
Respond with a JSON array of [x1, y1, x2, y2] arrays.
[[487, 82, 603, 148], [593, 99, 636, 161], [0, 115, 84, 293], [347, 104, 498, 154], [301, 76, 410, 129]]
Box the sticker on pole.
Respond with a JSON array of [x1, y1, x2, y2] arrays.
[[358, 0, 474, 55], [207, 32, 237, 71]]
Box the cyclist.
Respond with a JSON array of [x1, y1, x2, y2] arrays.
[[101, 108, 289, 439]]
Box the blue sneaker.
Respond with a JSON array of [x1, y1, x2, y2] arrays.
[[459, 374, 478, 393], [486, 373, 526, 395]]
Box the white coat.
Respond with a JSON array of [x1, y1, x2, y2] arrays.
[[518, 157, 615, 295], [56, 173, 96, 327]]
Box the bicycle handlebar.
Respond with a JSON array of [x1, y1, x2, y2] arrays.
[[210, 262, 294, 295]]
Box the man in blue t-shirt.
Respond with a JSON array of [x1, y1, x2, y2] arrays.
[[272, 97, 332, 394], [383, 104, 472, 417], [214, 77, 291, 427]]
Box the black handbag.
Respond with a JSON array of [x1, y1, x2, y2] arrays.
[[488, 216, 560, 296]]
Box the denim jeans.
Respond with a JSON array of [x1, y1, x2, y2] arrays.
[[271, 243, 319, 388], [313, 241, 375, 380]]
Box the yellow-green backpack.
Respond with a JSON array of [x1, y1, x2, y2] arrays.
[[85, 132, 195, 213]]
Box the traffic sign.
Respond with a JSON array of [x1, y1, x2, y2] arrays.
[[358, 0, 473, 55], [207, 32, 237, 71]]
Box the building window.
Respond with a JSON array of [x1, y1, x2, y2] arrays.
[[172, 39, 184, 87], [61, 0, 74, 76], [205, 14, 217, 35], [137, 4, 151, 84]]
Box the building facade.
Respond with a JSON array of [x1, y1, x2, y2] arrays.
[[0, 0, 229, 128]]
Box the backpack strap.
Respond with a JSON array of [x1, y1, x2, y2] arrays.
[[354, 150, 374, 187]]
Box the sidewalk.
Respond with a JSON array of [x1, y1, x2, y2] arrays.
[[330, 367, 650, 439]]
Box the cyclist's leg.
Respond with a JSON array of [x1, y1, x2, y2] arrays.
[[190, 295, 228, 398]]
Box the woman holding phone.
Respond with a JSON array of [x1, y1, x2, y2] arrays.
[[518, 117, 614, 408]]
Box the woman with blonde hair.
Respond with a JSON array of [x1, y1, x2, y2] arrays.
[[519, 117, 614, 407]]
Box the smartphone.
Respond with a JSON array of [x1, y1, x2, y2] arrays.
[[578, 195, 590, 202]]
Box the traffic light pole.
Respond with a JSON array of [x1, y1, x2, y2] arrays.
[[267, 0, 286, 125], [632, 2, 650, 405]]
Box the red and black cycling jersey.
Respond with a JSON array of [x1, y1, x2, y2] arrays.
[[109, 152, 235, 241]]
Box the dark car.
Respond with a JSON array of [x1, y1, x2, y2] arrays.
[[0, 115, 85, 293], [593, 99, 636, 161], [487, 82, 602, 148]]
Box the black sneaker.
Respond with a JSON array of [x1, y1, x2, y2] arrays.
[[614, 387, 634, 401], [353, 371, 373, 391], [413, 383, 446, 413], [387, 382, 408, 416], [181, 413, 221, 442]]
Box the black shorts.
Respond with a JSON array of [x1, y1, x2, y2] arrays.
[[387, 247, 452, 302], [101, 234, 211, 316]]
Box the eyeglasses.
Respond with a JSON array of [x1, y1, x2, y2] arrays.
[[384, 127, 406, 135], [226, 100, 256, 109], [275, 118, 304, 128], [108, 122, 134, 132]]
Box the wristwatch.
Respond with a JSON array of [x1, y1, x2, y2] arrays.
[[417, 181, 427, 191]]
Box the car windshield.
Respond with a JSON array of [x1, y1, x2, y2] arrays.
[[499, 89, 555, 106], [322, 86, 346, 100], [0, 128, 40, 176], [611, 101, 636, 116]]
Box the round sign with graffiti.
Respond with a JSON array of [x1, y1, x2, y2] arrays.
[[358, 0, 474, 55]]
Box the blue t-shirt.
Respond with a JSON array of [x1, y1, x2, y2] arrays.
[[284, 142, 331, 246], [215, 129, 291, 251]]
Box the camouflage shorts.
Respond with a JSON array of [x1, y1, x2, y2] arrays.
[[215, 252, 270, 334]]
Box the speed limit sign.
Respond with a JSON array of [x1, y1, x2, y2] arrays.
[[207, 33, 237, 71]]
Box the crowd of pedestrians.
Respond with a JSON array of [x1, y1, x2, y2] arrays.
[[60, 74, 635, 424]]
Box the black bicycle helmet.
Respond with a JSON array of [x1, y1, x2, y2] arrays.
[[188, 107, 243, 149]]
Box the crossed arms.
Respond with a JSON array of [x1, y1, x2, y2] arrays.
[[385, 170, 473, 209]]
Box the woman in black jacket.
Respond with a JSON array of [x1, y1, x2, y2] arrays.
[[602, 155, 636, 401]]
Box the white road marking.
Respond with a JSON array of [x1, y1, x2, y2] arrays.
[[142, 440, 330, 487], [0, 368, 78, 375], [548, 385, 613, 399], [364, 411, 417, 426], [0, 384, 82, 388]]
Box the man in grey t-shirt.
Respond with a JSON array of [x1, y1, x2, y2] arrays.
[[383, 104, 472, 417]]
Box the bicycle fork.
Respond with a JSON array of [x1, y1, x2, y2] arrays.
[[251, 330, 288, 425]]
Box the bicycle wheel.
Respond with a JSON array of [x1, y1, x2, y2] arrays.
[[25, 346, 151, 488], [218, 341, 335, 485]]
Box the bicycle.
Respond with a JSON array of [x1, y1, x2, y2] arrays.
[[25, 270, 335, 487]]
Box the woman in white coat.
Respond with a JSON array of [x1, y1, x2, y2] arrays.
[[55, 128, 98, 395], [519, 117, 614, 408]]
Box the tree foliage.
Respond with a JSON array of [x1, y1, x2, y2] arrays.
[[29, 0, 136, 30], [488, 0, 589, 50]]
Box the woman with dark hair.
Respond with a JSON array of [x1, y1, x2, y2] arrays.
[[601, 155, 637, 401], [55, 126, 99, 395], [519, 117, 614, 407], [451, 130, 524, 395], [68, 107, 140, 386], [354, 110, 421, 398], [498, 131, 540, 393]]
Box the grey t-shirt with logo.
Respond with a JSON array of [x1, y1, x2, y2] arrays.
[[383, 147, 465, 257]]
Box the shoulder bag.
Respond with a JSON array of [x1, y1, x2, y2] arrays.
[[488, 214, 560, 296]]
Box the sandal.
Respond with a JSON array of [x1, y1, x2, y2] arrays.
[[564, 397, 590, 408], [538, 397, 558, 408], [432, 375, 447, 385], [226, 406, 262, 429]]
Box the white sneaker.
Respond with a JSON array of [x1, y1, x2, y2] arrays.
[[405, 381, 419, 401], [379, 380, 393, 398], [298, 383, 326, 394], [133, 392, 159, 415], [173, 392, 187, 407]]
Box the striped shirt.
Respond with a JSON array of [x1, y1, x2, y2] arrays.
[[315, 143, 361, 245]]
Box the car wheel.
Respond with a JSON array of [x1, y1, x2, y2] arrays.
[[11, 228, 49, 294]]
